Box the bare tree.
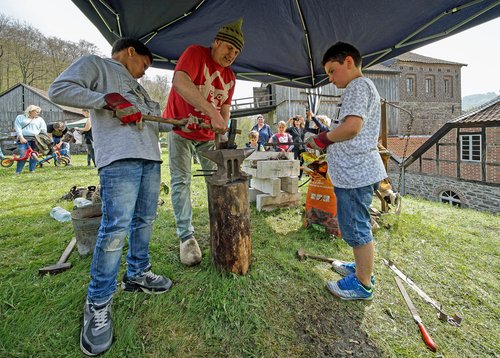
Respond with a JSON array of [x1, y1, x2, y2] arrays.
[[0, 14, 10, 59], [0, 13, 172, 100], [140, 73, 171, 110], [44, 37, 103, 81], [0, 14, 13, 89], [9, 20, 48, 86]]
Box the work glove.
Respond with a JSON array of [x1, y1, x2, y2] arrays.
[[306, 131, 334, 151], [104, 93, 142, 125]]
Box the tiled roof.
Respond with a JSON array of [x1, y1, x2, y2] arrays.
[[394, 52, 466, 66], [450, 96, 500, 125], [365, 63, 401, 73], [385, 136, 431, 158]]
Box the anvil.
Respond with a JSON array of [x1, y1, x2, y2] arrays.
[[199, 148, 255, 185]]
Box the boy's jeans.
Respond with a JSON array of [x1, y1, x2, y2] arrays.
[[168, 133, 215, 239], [87, 159, 160, 305]]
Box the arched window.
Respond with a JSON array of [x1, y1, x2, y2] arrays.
[[439, 190, 461, 207]]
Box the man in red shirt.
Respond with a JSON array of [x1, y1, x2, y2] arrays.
[[163, 19, 244, 266]]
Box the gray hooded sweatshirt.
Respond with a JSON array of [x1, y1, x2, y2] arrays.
[[48, 55, 166, 169]]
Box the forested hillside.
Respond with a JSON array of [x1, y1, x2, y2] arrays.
[[462, 92, 498, 111], [0, 13, 170, 108]]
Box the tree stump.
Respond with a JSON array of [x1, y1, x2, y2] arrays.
[[207, 180, 252, 275]]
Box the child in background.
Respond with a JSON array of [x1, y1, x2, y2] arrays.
[[269, 121, 293, 152], [307, 42, 388, 300], [246, 130, 265, 151]]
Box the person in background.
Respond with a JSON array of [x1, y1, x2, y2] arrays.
[[162, 18, 243, 266], [251, 114, 273, 149], [48, 37, 172, 356], [307, 41, 387, 301], [76, 109, 96, 167], [269, 120, 293, 152], [47, 121, 72, 162], [304, 112, 331, 156], [305, 111, 330, 135], [245, 130, 265, 151], [286, 115, 306, 178], [13, 105, 47, 174]]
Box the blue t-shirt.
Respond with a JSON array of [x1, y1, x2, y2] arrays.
[[251, 123, 273, 145]]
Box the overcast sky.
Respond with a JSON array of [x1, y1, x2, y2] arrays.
[[1, 0, 499, 98]]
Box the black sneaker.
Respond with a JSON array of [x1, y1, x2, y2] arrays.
[[122, 267, 172, 294], [80, 299, 113, 356]]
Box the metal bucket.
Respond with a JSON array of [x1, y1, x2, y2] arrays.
[[71, 203, 102, 256]]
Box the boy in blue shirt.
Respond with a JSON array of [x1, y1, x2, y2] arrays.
[[308, 42, 387, 300]]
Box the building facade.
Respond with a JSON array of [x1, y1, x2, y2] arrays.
[[388, 52, 464, 136], [390, 97, 500, 213], [269, 52, 464, 137]]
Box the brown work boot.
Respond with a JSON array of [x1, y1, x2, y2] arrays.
[[180, 237, 202, 266]]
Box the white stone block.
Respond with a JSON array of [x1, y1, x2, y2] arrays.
[[250, 177, 281, 196], [245, 151, 294, 161], [243, 160, 300, 179], [248, 187, 262, 203], [256, 191, 301, 211], [281, 176, 299, 193]]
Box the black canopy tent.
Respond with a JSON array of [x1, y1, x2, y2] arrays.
[[72, 0, 499, 88]]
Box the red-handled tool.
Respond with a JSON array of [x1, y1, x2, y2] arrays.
[[394, 276, 437, 352]]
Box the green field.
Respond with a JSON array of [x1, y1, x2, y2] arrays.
[[1, 153, 499, 357]]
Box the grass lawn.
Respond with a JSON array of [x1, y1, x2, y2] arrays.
[[0, 153, 499, 357]]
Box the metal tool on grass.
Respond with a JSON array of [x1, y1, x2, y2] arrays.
[[38, 237, 76, 276], [296, 247, 335, 263], [395, 276, 438, 352], [383, 258, 462, 326]]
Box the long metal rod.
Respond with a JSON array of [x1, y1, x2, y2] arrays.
[[383, 259, 462, 326]]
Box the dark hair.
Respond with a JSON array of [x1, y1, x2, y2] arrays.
[[321, 41, 362, 68], [112, 38, 153, 63]]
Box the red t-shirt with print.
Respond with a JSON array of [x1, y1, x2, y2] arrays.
[[272, 132, 293, 151], [163, 45, 236, 141]]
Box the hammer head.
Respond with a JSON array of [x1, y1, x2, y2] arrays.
[[296, 248, 306, 261], [38, 262, 72, 276]]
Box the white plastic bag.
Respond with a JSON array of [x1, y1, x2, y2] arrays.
[[72, 130, 83, 145]]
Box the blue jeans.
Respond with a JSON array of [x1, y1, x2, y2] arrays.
[[168, 133, 215, 239], [59, 142, 71, 157], [87, 159, 161, 304], [16, 140, 38, 173], [334, 183, 379, 247]]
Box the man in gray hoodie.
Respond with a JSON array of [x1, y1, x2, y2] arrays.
[[49, 38, 172, 356]]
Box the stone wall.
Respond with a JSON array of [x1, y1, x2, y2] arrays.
[[389, 170, 500, 213]]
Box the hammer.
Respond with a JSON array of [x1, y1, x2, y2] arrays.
[[38, 237, 76, 276], [296, 247, 335, 264]]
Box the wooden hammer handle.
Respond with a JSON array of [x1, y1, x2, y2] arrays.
[[306, 254, 335, 263], [142, 114, 187, 125], [142, 115, 213, 129], [57, 237, 77, 264]]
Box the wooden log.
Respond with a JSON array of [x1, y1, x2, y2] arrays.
[[207, 180, 252, 275]]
